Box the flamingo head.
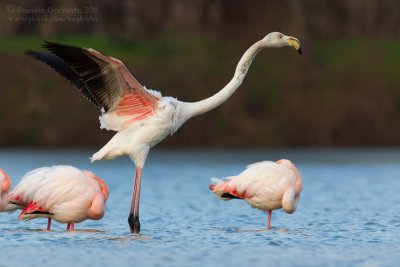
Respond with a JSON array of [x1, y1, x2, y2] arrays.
[[83, 171, 108, 220], [83, 170, 109, 201], [276, 159, 303, 193], [261, 32, 302, 55], [0, 169, 11, 193]]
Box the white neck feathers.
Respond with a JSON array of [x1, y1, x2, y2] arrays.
[[181, 40, 264, 119]]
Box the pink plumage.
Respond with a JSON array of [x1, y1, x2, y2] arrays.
[[209, 159, 303, 229], [0, 169, 11, 211], [28, 33, 302, 233], [6, 165, 109, 231]]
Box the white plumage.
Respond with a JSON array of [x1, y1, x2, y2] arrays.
[[93, 97, 183, 164], [5, 165, 109, 230], [0, 169, 11, 211], [28, 32, 302, 233], [209, 159, 303, 229]]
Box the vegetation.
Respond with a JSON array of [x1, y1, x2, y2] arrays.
[[1, 0, 400, 147]]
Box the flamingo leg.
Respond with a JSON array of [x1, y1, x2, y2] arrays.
[[66, 223, 70, 231], [70, 223, 75, 231], [128, 167, 142, 234], [47, 218, 51, 231], [267, 210, 272, 230]]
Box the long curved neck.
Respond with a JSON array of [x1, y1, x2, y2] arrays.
[[181, 40, 264, 119]]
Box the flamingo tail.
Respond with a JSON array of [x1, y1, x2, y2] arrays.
[[209, 178, 241, 200], [18, 202, 51, 221]]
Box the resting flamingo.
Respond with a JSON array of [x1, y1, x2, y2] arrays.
[[4, 165, 109, 231], [209, 159, 303, 229], [27, 32, 302, 233], [0, 169, 11, 211]]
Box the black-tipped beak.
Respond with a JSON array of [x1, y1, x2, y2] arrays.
[[286, 36, 302, 55], [298, 47, 303, 55]]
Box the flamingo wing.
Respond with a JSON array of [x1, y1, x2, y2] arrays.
[[26, 42, 159, 119], [209, 178, 252, 200], [18, 201, 51, 220], [210, 161, 297, 201], [8, 167, 51, 205]]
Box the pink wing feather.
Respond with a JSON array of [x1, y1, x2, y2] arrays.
[[86, 48, 159, 119], [18, 201, 49, 220], [210, 179, 252, 199], [30, 42, 160, 123]]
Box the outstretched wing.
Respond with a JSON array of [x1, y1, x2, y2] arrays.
[[26, 42, 159, 119], [26, 50, 99, 106]]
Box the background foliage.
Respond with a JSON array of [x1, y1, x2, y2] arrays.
[[1, 0, 400, 147]]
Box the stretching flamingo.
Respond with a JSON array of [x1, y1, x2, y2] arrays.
[[209, 159, 303, 229], [5, 165, 109, 231], [27, 32, 302, 233], [0, 169, 11, 211]]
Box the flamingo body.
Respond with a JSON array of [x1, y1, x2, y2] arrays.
[[27, 32, 302, 233], [0, 169, 11, 211], [93, 97, 184, 166], [6, 166, 109, 230], [209, 159, 303, 229]]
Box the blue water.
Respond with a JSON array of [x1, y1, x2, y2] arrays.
[[1, 149, 400, 267]]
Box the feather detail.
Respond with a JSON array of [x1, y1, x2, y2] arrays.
[[0, 169, 11, 211], [18, 201, 50, 220], [27, 42, 160, 116], [209, 177, 249, 200], [7, 166, 109, 225], [209, 160, 303, 213]]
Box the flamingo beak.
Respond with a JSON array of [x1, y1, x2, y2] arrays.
[[286, 36, 303, 55]]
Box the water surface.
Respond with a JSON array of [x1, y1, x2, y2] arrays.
[[1, 149, 400, 267]]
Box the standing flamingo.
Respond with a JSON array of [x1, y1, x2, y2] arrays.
[[209, 159, 303, 229], [27, 32, 302, 233], [4, 165, 109, 231], [0, 169, 11, 211]]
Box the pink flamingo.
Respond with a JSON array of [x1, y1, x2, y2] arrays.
[[0, 169, 11, 211], [5, 165, 109, 231], [27, 32, 302, 233], [209, 159, 303, 229]]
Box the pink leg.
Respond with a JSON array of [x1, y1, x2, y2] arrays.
[[47, 218, 52, 231], [267, 210, 272, 230], [128, 167, 142, 234], [70, 223, 75, 231], [66, 223, 70, 230]]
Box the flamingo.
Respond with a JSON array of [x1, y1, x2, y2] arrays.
[[209, 159, 303, 229], [4, 165, 109, 231], [0, 169, 11, 211], [26, 32, 302, 233]]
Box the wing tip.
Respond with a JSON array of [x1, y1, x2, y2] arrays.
[[41, 40, 57, 51], [41, 41, 82, 53]]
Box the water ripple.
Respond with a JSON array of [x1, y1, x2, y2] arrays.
[[1, 149, 400, 266]]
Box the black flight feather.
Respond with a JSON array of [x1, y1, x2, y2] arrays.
[[27, 41, 125, 112], [25, 50, 100, 107]]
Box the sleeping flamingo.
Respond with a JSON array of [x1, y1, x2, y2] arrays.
[[209, 159, 303, 229], [27, 32, 302, 233], [4, 165, 109, 231], [0, 169, 11, 211]]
